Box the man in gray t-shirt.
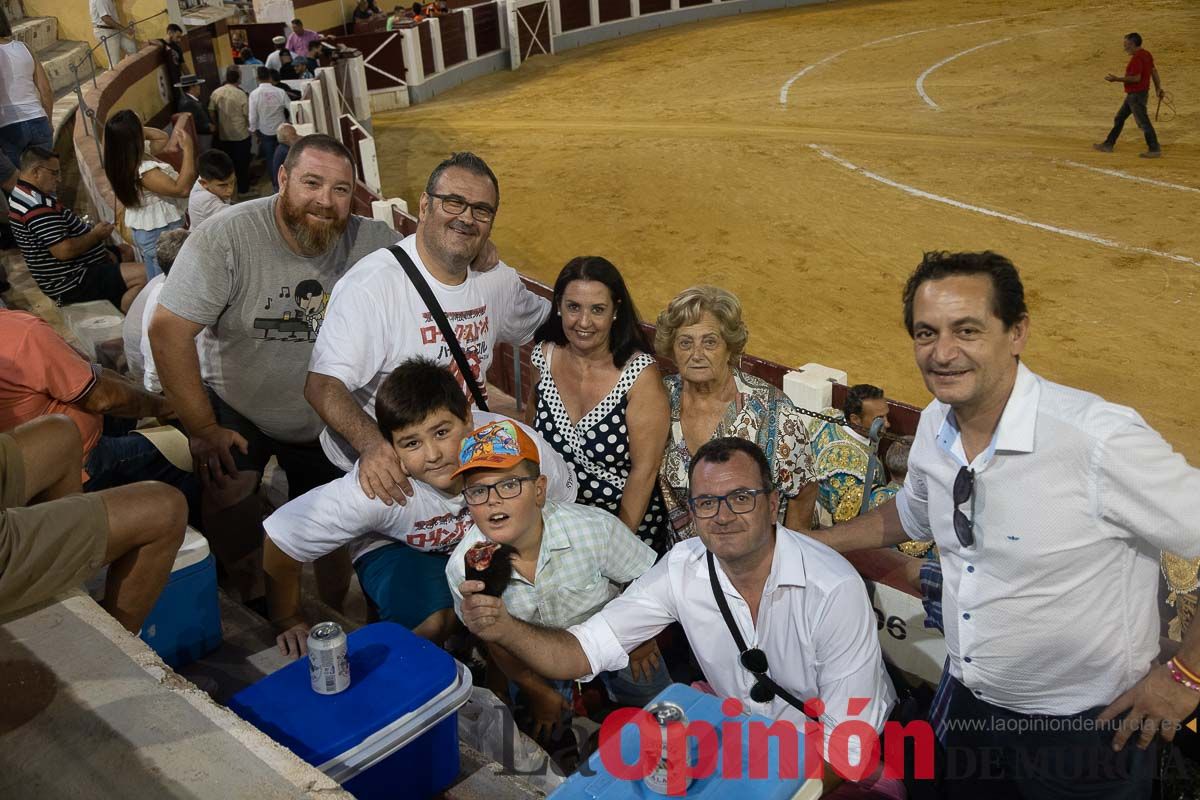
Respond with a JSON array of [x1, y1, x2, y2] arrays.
[[148, 134, 399, 601]]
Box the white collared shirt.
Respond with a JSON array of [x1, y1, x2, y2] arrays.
[[248, 83, 290, 135], [569, 528, 896, 763], [897, 362, 1200, 715]]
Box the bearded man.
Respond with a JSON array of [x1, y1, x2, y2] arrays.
[[147, 135, 402, 602]]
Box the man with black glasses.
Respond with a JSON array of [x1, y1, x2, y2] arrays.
[[459, 436, 896, 796], [306, 152, 549, 501], [809, 250, 1200, 798]]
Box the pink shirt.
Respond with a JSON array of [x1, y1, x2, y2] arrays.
[[286, 30, 321, 58]]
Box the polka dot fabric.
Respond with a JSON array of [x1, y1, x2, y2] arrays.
[[532, 345, 670, 553]]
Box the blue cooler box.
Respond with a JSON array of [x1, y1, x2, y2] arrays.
[[551, 684, 822, 800], [139, 527, 222, 668], [228, 622, 472, 799]]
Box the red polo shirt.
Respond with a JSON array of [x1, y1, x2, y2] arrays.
[[1124, 49, 1154, 93]]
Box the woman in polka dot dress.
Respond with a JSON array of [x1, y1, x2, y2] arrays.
[[528, 256, 672, 554]]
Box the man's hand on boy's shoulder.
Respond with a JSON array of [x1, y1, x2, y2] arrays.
[[358, 440, 413, 505]]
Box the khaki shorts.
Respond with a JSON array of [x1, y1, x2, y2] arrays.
[[0, 433, 110, 617]]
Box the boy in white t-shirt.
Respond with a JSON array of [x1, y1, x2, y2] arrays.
[[263, 358, 576, 655], [187, 149, 235, 232]]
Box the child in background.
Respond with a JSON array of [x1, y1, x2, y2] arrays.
[[188, 149, 236, 231]]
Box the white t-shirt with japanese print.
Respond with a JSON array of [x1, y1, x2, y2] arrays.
[[263, 412, 577, 564], [309, 234, 551, 471]]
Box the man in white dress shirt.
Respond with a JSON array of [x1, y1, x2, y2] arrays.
[[249, 67, 291, 178], [459, 436, 896, 796], [811, 250, 1200, 797]]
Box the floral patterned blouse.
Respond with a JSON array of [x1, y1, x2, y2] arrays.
[[658, 369, 817, 543]]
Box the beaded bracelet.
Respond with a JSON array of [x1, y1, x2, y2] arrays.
[[1167, 659, 1200, 693], [1173, 655, 1200, 685]]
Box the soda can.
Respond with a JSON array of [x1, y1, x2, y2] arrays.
[[307, 621, 350, 695], [642, 701, 691, 795]]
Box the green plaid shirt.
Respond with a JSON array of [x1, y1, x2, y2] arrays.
[[447, 501, 657, 628]]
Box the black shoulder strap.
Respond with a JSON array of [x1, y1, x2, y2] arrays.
[[706, 550, 816, 719], [389, 244, 489, 412]]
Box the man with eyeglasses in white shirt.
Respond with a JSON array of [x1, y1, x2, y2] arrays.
[[305, 152, 549, 500], [459, 436, 897, 797], [810, 250, 1200, 798]]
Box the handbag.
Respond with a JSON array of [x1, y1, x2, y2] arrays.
[[388, 244, 489, 412]]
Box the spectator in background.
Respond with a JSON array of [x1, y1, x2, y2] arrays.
[[8, 145, 145, 312], [188, 149, 235, 231], [271, 66, 303, 101], [208, 66, 252, 196], [121, 229, 189, 394], [305, 151, 547, 498], [139, 229, 191, 394], [300, 39, 323, 76], [175, 75, 213, 151], [160, 23, 187, 106], [269, 124, 298, 192], [102, 110, 195, 280], [386, 5, 405, 30], [655, 286, 817, 542], [88, 0, 135, 69], [286, 19, 322, 59], [0, 309, 196, 503], [149, 135, 401, 604], [411, 2, 425, 22], [265, 36, 288, 73], [250, 67, 292, 173], [806, 383, 890, 525], [529, 256, 671, 553], [0, 7, 54, 225], [239, 47, 263, 66], [353, 0, 376, 24], [0, 415, 186, 634]]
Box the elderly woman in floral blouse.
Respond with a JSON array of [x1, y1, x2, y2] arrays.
[[655, 286, 818, 543]]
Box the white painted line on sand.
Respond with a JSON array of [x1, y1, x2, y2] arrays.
[[916, 38, 1011, 110], [808, 144, 1200, 268], [778, 8, 1097, 107], [1061, 161, 1200, 194], [915, 24, 1089, 110], [779, 18, 998, 106]]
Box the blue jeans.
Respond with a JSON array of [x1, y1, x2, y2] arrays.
[[131, 219, 185, 280], [84, 433, 199, 519], [0, 117, 53, 180]]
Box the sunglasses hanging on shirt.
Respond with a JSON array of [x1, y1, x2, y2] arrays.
[[706, 551, 818, 720]]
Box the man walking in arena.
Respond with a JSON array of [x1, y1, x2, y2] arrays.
[[1094, 32, 1164, 158]]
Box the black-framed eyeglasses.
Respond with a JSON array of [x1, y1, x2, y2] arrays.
[[739, 647, 777, 702], [953, 466, 975, 547], [427, 192, 496, 223], [688, 488, 770, 519], [463, 476, 534, 505]]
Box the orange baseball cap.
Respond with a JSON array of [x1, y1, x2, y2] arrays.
[[453, 420, 541, 477]]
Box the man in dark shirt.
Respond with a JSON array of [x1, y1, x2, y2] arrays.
[[1094, 32, 1164, 158], [176, 74, 213, 150], [6, 146, 144, 311]]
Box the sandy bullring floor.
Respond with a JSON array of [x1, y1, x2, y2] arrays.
[[373, 0, 1200, 458]]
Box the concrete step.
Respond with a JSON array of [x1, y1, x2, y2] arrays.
[[37, 39, 97, 96], [11, 15, 56, 56]]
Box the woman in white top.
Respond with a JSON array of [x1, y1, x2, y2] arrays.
[[102, 109, 196, 279], [0, 11, 54, 186]]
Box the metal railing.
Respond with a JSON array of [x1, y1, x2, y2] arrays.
[[69, 9, 169, 161]]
